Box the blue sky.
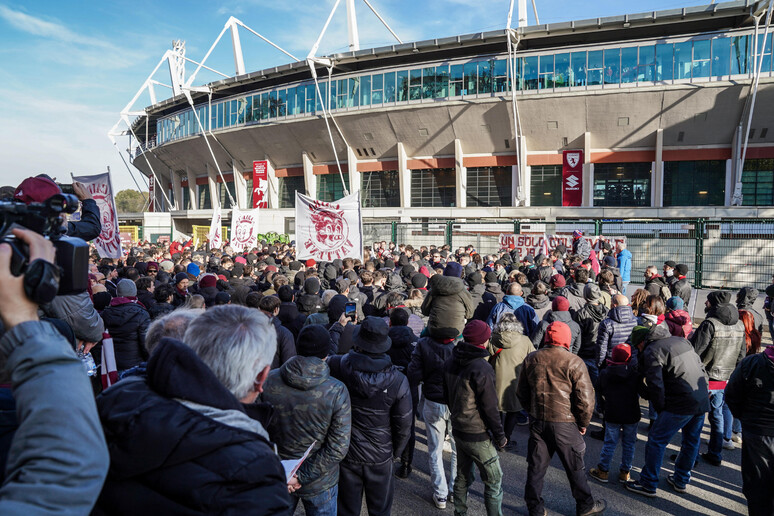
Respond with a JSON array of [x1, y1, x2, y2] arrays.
[[0, 0, 712, 193]]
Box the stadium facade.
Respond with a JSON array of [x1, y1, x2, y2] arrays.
[[121, 0, 774, 240]]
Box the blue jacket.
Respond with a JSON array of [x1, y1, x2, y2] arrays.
[[487, 295, 540, 336], [596, 305, 637, 366], [617, 249, 632, 282]]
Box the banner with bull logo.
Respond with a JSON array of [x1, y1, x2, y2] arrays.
[[72, 171, 122, 258], [296, 191, 363, 262], [230, 208, 260, 252], [562, 150, 583, 206], [498, 234, 626, 261]]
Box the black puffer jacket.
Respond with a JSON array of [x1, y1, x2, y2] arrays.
[[297, 278, 323, 315], [443, 342, 506, 446], [387, 325, 418, 373], [278, 302, 305, 338], [421, 275, 475, 339], [136, 290, 156, 311], [531, 310, 581, 355], [671, 277, 692, 305], [328, 350, 412, 465], [100, 299, 150, 371], [270, 317, 297, 370], [726, 351, 774, 436], [407, 336, 455, 404], [573, 303, 609, 360], [597, 362, 641, 424], [94, 338, 292, 515], [148, 302, 175, 320]]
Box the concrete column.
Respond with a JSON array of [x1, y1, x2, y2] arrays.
[[582, 131, 593, 207], [233, 163, 247, 209], [397, 142, 410, 208], [206, 163, 219, 209], [302, 152, 316, 199], [653, 128, 664, 208], [172, 170, 183, 211], [265, 158, 279, 209], [347, 146, 360, 195], [186, 167, 198, 210], [455, 139, 466, 208]]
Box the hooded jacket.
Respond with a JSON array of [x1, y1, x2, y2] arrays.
[[387, 325, 418, 373], [639, 325, 710, 415], [407, 336, 456, 405], [573, 302, 608, 360], [526, 293, 551, 321], [560, 283, 586, 314], [487, 295, 539, 336], [94, 338, 291, 515], [297, 278, 324, 315], [100, 298, 151, 371], [737, 286, 765, 334], [665, 309, 693, 338], [41, 291, 105, 344], [262, 356, 351, 497], [725, 350, 774, 436], [531, 310, 582, 355], [596, 305, 637, 367], [443, 343, 506, 446], [597, 361, 641, 424], [572, 237, 591, 261], [421, 275, 475, 339], [690, 300, 746, 382], [328, 350, 411, 465], [488, 322, 534, 413], [616, 249, 632, 282], [471, 283, 504, 321], [602, 265, 624, 293]]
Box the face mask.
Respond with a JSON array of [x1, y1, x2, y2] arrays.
[[666, 269, 674, 277]]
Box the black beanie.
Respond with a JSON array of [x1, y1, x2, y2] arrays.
[[296, 324, 332, 359], [466, 271, 483, 287], [411, 274, 428, 288], [485, 271, 498, 283]]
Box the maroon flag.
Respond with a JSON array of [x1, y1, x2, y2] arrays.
[[252, 160, 268, 209], [562, 150, 583, 207]]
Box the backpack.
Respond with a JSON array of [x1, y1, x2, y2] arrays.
[[660, 285, 672, 304]]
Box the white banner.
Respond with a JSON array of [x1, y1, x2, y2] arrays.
[[296, 191, 363, 261], [230, 208, 260, 252], [498, 234, 626, 260], [208, 205, 223, 249], [72, 171, 122, 258]]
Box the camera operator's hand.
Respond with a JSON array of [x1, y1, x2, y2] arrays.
[[72, 181, 93, 201], [0, 228, 56, 329]]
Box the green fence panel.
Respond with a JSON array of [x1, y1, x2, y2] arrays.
[[701, 219, 774, 291]]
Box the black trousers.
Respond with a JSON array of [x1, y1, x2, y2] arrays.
[[742, 430, 774, 516], [400, 417, 415, 465], [525, 420, 594, 516], [338, 459, 395, 516]]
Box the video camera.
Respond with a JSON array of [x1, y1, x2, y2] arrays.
[[0, 193, 89, 302]]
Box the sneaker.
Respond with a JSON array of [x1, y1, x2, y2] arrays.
[[618, 470, 631, 483], [701, 452, 722, 467], [723, 439, 736, 450], [625, 480, 657, 498], [666, 474, 687, 494], [432, 494, 447, 509], [588, 467, 609, 483], [577, 499, 607, 516], [731, 433, 742, 444]]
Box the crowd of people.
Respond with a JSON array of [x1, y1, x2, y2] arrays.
[[0, 176, 773, 516]]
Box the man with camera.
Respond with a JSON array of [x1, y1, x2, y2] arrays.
[[0, 227, 109, 513]]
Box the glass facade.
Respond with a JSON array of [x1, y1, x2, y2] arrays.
[[411, 169, 455, 207], [663, 160, 725, 206], [153, 33, 760, 148], [317, 173, 349, 202], [742, 159, 774, 205], [182, 187, 190, 210], [361, 171, 400, 207], [466, 167, 512, 207], [197, 184, 211, 210], [279, 176, 304, 208], [218, 181, 237, 209], [530, 165, 563, 206], [593, 163, 651, 207]]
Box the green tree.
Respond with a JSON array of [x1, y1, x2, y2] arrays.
[[115, 189, 148, 213]]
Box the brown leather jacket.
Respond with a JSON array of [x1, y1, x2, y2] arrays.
[[516, 345, 595, 428]]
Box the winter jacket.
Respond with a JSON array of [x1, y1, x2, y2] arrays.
[[262, 356, 352, 496], [665, 309, 693, 338], [100, 297, 151, 371], [148, 302, 175, 320], [560, 283, 586, 314], [472, 283, 503, 321], [573, 237, 591, 261], [487, 295, 540, 336], [421, 275, 475, 339], [0, 321, 108, 514], [617, 249, 632, 282], [328, 350, 412, 465], [573, 302, 608, 360], [41, 291, 105, 344], [531, 310, 581, 355], [690, 303, 746, 382], [516, 345, 594, 427], [278, 302, 305, 338], [488, 323, 534, 413], [198, 286, 220, 308], [270, 317, 297, 370], [443, 343, 506, 446], [407, 336, 455, 405], [671, 277, 692, 305], [387, 325, 418, 373], [597, 305, 637, 367], [94, 338, 292, 515], [468, 283, 486, 310], [639, 325, 710, 415], [136, 290, 156, 311], [725, 350, 774, 436], [67, 198, 102, 241], [297, 278, 323, 315], [645, 276, 671, 301], [526, 293, 551, 321], [602, 266, 624, 293], [597, 362, 641, 424]]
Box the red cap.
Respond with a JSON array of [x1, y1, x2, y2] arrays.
[[552, 296, 570, 312], [14, 176, 61, 204], [462, 320, 492, 348], [508, 243, 516, 250], [545, 321, 571, 350], [551, 274, 566, 288], [306, 259, 316, 268], [217, 274, 228, 282], [609, 343, 632, 365]]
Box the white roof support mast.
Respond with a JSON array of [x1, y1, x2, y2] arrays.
[[346, 0, 360, 51]]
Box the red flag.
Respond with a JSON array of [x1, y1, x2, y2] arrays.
[[101, 332, 119, 389], [562, 150, 583, 207]]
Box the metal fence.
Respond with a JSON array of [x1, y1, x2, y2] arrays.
[[363, 218, 774, 291]]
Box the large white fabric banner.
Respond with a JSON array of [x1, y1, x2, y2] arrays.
[[296, 191, 363, 261], [230, 208, 260, 252], [498, 233, 627, 260], [208, 205, 223, 249], [72, 171, 122, 258]]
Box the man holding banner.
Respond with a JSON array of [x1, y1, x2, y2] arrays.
[[73, 171, 121, 258]]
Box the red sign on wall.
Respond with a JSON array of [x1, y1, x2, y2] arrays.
[[562, 150, 583, 207], [252, 160, 268, 209]]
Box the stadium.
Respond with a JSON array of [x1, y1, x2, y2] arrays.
[[113, 0, 774, 288]]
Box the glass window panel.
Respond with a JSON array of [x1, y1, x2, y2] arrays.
[[587, 50, 603, 85], [593, 162, 652, 207], [741, 159, 774, 205], [269, 91, 278, 118], [478, 59, 492, 94], [244, 96, 254, 122], [638, 45, 656, 81], [604, 48, 620, 84], [349, 78, 360, 107], [384, 72, 396, 102], [493, 59, 508, 92], [411, 169, 455, 207], [409, 69, 422, 100], [711, 37, 731, 77], [450, 63, 463, 82], [663, 160, 725, 206], [530, 165, 562, 206], [466, 167, 512, 207], [693, 39, 711, 78], [328, 80, 337, 109], [732, 35, 750, 75], [422, 67, 436, 99], [463, 62, 477, 95], [360, 75, 371, 106], [314, 83, 325, 112], [198, 184, 211, 210], [237, 98, 247, 124], [436, 65, 449, 97], [279, 176, 305, 208], [655, 43, 674, 81], [338, 79, 348, 108], [538, 54, 554, 89], [554, 53, 570, 88], [223, 101, 231, 126], [317, 173, 350, 202], [571, 52, 586, 86], [755, 33, 772, 72], [296, 87, 306, 114], [361, 171, 400, 207], [286, 87, 296, 114], [371, 74, 383, 104], [675, 41, 692, 79], [523, 56, 538, 90], [621, 47, 637, 83]]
